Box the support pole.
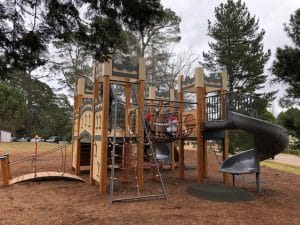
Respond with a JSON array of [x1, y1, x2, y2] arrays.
[[90, 64, 99, 185], [136, 57, 146, 189], [75, 95, 83, 175], [178, 75, 184, 179], [100, 75, 110, 193], [3, 153, 11, 179], [196, 86, 205, 183], [136, 80, 145, 189], [195, 67, 205, 183], [221, 71, 229, 184], [124, 80, 132, 182], [169, 88, 176, 169], [0, 155, 10, 187]]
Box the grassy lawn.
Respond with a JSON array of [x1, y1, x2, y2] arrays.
[[261, 161, 300, 175], [0, 142, 71, 154]]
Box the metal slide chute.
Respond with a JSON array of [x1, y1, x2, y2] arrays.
[[203, 111, 289, 174]]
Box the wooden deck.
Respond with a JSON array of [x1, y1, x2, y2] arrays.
[[9, 171, 86, 185]]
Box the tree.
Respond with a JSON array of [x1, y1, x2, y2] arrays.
[[0, 84, 27, 134], [277, 108, 300, 138], [272, 9, 300, 107], [121, 0, 181, 57], [202, 0, 271, 94], [0, 0, 173, 80], [202, 0, 272, 153], [46, 40, 93, 94]]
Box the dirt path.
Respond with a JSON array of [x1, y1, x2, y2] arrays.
[[270, 153, 300, 167]]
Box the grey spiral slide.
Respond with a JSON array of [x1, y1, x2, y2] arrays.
[[203, 111, 289, 174]]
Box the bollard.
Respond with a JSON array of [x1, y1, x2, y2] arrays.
[[3, 153, 11, 179], [0, 155, 10, 187]]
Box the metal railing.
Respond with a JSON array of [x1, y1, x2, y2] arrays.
[[206, 91, 256, 121]]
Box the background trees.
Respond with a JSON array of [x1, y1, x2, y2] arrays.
[[202, 0, 271, 95], [277, 108, 300, 138], [0, 84, 27, 135], [202, 0, 272, 152], [0, 0, 181, 139], [272, 9, 300, 107]]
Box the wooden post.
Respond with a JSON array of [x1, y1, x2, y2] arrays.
[[203, 94, 208, 177], [75, 95, 83, 175], [124, 80, 132, 181], [137, 80, 145, 188], [3, 153, 11, 179], [90, 63, 99, 185], [178, 75, 184, 179], [99, 75, 110, 193], [195, 67, 205, 183], [137, 57, 146, 188], [71, 94, 77, 171], [0, 155, 10, 187], [149, 86, 156, 132], [169, 88, 176, 169], [221, 71, 229, 184], [148, 86, 157, 177]]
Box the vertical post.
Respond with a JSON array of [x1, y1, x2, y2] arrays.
[[137, 80, 145, 188], [149, 86, 156, 132], [124, 80, 132, 181], [195, 67, 205, 183], [148, 86, 156, 177], [99, 59, 112, 193], [137, 57, 146, 189], [221, 71, 229, 184], [3, 153, 11, 179], [256, 172, 261, 193], [75, 95, 83, 175], [169, 88, 176, 169], [71, 94, 77, 171], [0, 155, 10, 187], [178, 75, 184, 179], [203, 93, 208, 177], [90, 63, 99, 185]]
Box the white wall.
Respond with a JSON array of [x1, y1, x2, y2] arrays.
[[0, 130, 11, 142]]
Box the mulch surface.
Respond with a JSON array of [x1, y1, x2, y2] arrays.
[[0, 147, 300, 225]]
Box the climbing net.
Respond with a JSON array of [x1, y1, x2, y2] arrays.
[[127, 99, 197, 142]]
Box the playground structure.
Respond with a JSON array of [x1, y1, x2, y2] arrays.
[[71, 55, 289, 202], [0, 56, 289, 201]]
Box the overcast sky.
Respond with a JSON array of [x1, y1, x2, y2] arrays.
[[161, 0, 300, 116]]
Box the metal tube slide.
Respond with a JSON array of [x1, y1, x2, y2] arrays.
[[203, 112, 289, 174]]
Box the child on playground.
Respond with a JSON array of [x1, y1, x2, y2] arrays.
[[167, 114, 178, 136]]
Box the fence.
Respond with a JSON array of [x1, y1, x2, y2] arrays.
[[206, 91, 256, 121]]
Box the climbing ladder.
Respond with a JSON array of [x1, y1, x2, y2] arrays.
[[109, 83, 168, 203]]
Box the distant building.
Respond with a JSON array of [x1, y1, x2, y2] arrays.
[[0, 130, 11, 142]]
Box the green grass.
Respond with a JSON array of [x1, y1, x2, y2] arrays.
[[0, 142, 70, 154], [261, 161, 300, 175]]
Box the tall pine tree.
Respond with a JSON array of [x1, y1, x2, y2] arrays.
[[202, 0, 272, 153], [272, 9, 300, 107], [202, 0, 270, 94]]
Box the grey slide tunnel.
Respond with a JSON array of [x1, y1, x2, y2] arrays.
[[203, 111, 289, 174]]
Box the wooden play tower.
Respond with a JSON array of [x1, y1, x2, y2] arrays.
[[177, 67, 229, 184], [72, 57, 148, 193], [72, 57, 230, 197]]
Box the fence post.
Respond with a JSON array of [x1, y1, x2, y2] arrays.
[[0, 154, 10, 187], [3, 153, 11, 179]]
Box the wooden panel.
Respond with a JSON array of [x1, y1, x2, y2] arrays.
[[92, 140, 101, 183]]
